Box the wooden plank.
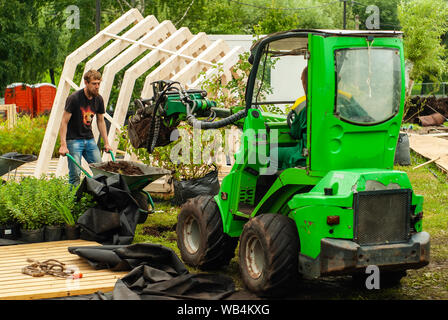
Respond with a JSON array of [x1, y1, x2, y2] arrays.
[[1, 159, 59, 181], [171, 39, 229, 85], [0, 104, 17, 128], [141, 32, 211, 98], [100, 20, 176, 107], [190, 46, 243, 88], [408, 134, 448, 172], [0, 240, 127, 300]]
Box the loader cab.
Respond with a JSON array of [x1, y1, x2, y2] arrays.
[[246, 30, 405, 177]]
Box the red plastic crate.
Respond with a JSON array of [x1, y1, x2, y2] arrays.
[[33, 83, 56, 116], [4, 83, 33, 115]]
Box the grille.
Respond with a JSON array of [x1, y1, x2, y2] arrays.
[[354, 189, 411, 245]]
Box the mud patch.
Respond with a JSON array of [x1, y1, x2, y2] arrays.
[[142, 225, 175, 237]]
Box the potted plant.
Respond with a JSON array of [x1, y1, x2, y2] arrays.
[[5, 177, 46, 243], [47, 185, 96, 240], [48, 199, 79, 240], [42, 177, 74, 241], [0, 184, 20, 240]]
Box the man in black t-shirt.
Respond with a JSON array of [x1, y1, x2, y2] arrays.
[[59, 70, 112, 185]]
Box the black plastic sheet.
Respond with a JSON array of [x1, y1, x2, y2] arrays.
[[68, 243, 235, 300], [75, 174, 142, 245], [173, 167, 220, 206]]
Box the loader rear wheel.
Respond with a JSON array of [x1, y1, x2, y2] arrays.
[[239, 213, 300, 297], [176, 195, 238, 270]]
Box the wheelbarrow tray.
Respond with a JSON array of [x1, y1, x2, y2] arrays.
[[89, 160, 170, 188], [0, 155, 36, 177]]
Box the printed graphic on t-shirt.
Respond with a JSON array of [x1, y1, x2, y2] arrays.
[[80, 106, 95, 127]]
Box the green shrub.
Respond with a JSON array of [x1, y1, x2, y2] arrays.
[[2, 176, 95, 230], [0, 183, 14, 225], [118, 124, 222, 181], [0, 114, 60, 156]]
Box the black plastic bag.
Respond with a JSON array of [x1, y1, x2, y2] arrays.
[[173, 165, 220, 206], [75, 174, 142, 245], [394, 132, 411, 166]]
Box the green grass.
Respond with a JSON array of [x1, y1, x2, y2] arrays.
[[132, 151, 448, 299]]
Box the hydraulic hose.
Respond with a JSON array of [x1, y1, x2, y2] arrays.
[[186, 108, 247, 129]]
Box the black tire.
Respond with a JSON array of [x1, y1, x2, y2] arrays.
[[176, 195, 238, 270], [239, 213, 300, 297]]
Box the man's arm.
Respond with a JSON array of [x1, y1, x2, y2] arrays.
[[59, 111, 72, 156], [96, 113, 111, 152]]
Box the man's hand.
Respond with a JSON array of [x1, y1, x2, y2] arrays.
[[103, 143, 112, 153], [59, 145, 70, 156]]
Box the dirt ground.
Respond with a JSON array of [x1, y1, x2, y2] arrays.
[[96, 161, 144, 175]]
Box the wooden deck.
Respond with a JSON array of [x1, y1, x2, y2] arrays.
[[409, 133, 448, 173], [0, 240, 127, 300], [0, 158, 58, 181]]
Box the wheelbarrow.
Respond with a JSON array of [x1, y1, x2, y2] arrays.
[[0, 152, 37, 181], [66, 151, 169, 223]]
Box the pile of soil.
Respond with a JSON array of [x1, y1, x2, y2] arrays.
[[406, 96, 448, 124], [96, 161, 144, 176], [142, 225, 176, 241]]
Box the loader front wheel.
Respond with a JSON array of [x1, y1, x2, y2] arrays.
[[239, 214, 300, 297], [176, 195, 238, 270]]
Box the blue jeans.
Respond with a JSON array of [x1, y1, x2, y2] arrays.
[[67, 139, 102, 186]]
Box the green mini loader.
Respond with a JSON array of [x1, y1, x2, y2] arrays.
[[129, 29, 430, 297]]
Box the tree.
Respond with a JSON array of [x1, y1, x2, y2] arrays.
[[0, 0, 67, 91], [351, 0, 401, 30], [252, 0, 342, 34], [397, 0, 448, 96]]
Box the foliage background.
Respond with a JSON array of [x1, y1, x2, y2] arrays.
[[0, 0, 407, 98], [0, 0, 447, 115]]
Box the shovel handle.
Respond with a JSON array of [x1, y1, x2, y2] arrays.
[[65, 153, 92, 178]]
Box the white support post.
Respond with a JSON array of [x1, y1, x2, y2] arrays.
[[81, 15, 160, 143], [171, 39, 230, 85], [190, 46, 243, 89], [140, 32, 211, 98], [99, 20, 176, 108], [34, 9, 144, 178], [103, 27, 194, 161], [34, 10, 242, 178]]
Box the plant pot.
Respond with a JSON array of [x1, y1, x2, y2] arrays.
[[20, 227, 45, 243], [44, 225, 63, 242], [0, 223, 20, 240], [64, 224, 80, 240]]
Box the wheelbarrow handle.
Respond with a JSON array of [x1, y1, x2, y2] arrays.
[[108, 150, 116, 162], [65, 153, 93, 178]]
